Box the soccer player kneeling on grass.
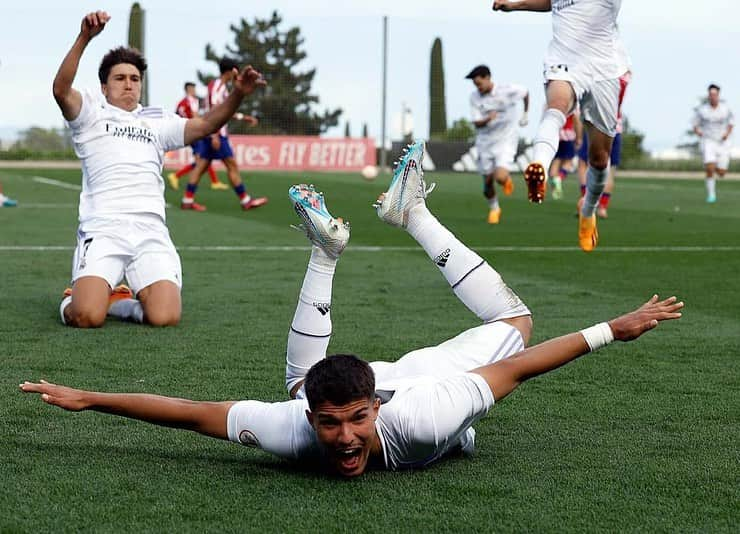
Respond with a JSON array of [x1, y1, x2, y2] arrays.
[[21, 141, 683, 476], [53, 11, 266, 328]]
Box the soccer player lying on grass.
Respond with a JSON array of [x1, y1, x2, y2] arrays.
[[53, 11, 266, 328], [20, 141, 683, 477]]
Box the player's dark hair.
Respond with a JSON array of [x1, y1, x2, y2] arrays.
[[466, 65, 491, 79], [708, 84, 720, 92], [219, 57, 239, 74], [304, 354, 375, 411], [98, 47, 147, 84], [184, 82, 196, 91]]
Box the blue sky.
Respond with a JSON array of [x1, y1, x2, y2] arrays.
[[1, 0, 739, 151]]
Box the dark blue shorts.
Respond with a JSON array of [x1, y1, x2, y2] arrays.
[[577, 133, 622, 167], [193, 135, 234, 161], [555, 140, 576, 160]]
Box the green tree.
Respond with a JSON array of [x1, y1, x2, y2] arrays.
[[443, 118, 475, 143], [12, 127, 70, 152], [620, 115, 648, 163], [199, 11, 341, 135], [428, 37, 447, 140], [344, 121, 351, 138], [127, 3, 148, 106]]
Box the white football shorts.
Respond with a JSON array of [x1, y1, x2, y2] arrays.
[[476, 139, 518, 176], [370, 321, 524, 385], [544, 64, 621, 137], [701, 138, 731, 170], [70, 215, 182, 294]]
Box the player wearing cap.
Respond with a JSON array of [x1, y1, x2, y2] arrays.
[[466, 65, 529, 224]]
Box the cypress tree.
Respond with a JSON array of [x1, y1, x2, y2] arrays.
[[127, 3, 148, 106], [429, 37, 447, 140]]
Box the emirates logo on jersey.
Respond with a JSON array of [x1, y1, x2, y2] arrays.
[[105, 123, 155, 144], [552, 0, 575, 11]]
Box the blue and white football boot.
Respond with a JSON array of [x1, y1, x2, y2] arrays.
[[289, 184, 350, 259], [374, 139, 435, 228]]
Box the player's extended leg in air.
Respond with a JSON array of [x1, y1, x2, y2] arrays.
[[285, 140, 532, 402]]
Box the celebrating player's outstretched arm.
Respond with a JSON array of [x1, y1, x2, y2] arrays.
[[19, 380, 234, 440], [53, 11, 111, 120], [473, 295, 684, 401], [492, 0, 552, 12]]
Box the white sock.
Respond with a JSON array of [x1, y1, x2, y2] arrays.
[[59, 295, 72, 325], [488, 197, 499, 210], [406, 205, 530, 322], [581, 165, 609, 217], [108, 299, 144, 323], [285, 247, 337, 393], [532, 108, 566, 172], [706, 178, 716, 197]]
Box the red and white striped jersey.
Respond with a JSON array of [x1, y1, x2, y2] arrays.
[[175, 95, 199, 119], [207, 78, 229, 136]]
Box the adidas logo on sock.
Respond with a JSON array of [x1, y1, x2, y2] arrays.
[[313, 302, 331, 316], [434, 248, 451, 267]]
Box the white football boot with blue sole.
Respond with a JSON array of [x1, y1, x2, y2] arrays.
[[374, 140, 435, 228], [289, 184, 350, 259]]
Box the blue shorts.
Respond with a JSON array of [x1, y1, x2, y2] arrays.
[[193, 135, 234, 161], [578, 133, 622, 167], [555, 140, 576, 160]]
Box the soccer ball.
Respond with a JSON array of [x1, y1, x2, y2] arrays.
[[361, 165, 379, 181]]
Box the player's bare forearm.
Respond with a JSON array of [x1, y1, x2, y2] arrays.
[[54, 12, 110, 121], [473, 295, 683, 401], [52, 35, 89, 120], [693, 126, 703, 137], [492, 0, 551, 12], [184, 66, 265, 145], [19, 380, 234, 440], [185, 91, 243, 145]]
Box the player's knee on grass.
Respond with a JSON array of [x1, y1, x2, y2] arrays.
[[144, 308, 180, 327], [66, 302, 107, 328]]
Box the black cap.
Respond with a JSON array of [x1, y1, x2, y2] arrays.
[[466, 65, 491, 79]]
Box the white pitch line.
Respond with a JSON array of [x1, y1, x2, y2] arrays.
[[17, 203, 76, 209], [32, 176, 81, 191], [1, 245, 740, 253]]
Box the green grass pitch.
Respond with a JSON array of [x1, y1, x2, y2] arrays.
[[1, 166, 738, 532]]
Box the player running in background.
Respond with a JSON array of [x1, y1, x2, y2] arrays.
[[0, 181, 18, 207], [53, 10, 267, 328], [577, 70, 631, 218], [549, 111, 582, 200], [167, 82, 228, 191], [492, 0, 630, 252], [466, 65, 529, 224], [693, 84, 735, 203], [20, 141, 683, 477], [181, 58, 268, 212]]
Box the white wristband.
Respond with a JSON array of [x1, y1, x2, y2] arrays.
[[580, 322, 614, 352]]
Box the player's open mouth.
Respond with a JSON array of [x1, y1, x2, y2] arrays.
[[335, 447, 362, 472]]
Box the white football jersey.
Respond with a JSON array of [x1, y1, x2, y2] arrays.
[[693, 102, 735, 143], [227, 372, 494, 471], [470, 83, 527, 147], [68, 90, 187, 224], [546, 0, 629, 80]]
